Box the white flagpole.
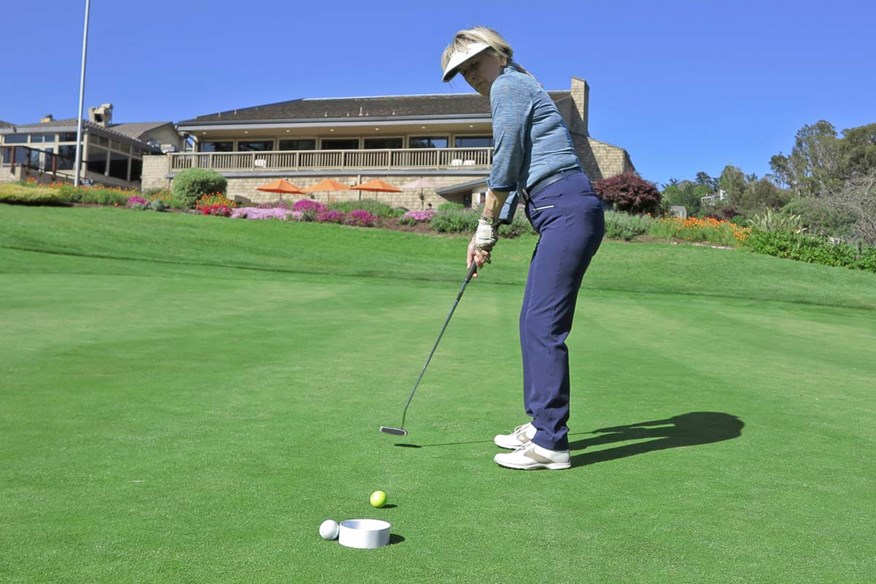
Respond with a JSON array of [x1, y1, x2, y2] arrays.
[[73, 0, 90, 187]]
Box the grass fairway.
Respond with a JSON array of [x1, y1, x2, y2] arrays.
[[1, 206, 874, 583]]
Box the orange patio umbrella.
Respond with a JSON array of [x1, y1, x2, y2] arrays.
[[350, 178, 402, 193], [302, 178, 351, 193], [255, 178, 306, 194]]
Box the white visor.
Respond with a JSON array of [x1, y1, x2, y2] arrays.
[[442, 42, 491, 82]]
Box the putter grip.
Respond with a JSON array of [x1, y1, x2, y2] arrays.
[[465, 260, 478, 283]]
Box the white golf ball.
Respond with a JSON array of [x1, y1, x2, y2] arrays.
[[319, 519, 339, 540]]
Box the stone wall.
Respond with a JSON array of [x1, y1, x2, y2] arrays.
[[141, 155, 171, 191], [0, 165, 17, 184], [571, 134, 635, 182]]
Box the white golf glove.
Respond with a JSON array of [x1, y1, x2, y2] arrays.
[[474, 217, 498, 251]]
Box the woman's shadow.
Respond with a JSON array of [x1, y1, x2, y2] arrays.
[[569, 412, 744, 468]]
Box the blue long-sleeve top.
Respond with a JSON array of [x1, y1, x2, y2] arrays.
[[488, 67, 582, 194]]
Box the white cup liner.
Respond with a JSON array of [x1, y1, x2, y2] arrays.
[[338, 519, 391, 549]]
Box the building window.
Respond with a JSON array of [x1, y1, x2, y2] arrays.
[[321, 138, 359, 150], [87, 147, 107, 174], [109, 151, 128, 180], [57, 145, 77, 170], [131, 158, 143, 181], [4, 134, 28, 144], [111, 141, 130, 154], [200, 141, 233, 153], [409, 136, 448, 148], [237, 140, 274, 151], [364, 137, 403, 149], [278, 138, 316, 151], [454, 136, 493, 148]]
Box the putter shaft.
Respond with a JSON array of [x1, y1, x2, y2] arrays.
[[380, 262, 478, 435]]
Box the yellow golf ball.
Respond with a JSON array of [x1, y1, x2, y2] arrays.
[[369, 490, 387, 508]]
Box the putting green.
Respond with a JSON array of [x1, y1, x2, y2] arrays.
[[0, 207, 873, 583]]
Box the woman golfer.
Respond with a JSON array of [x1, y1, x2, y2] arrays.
[[441, 26, 605, 470]]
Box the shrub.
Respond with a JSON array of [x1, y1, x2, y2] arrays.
[[604, 211, 654, 241], [430, 205, 479, 233], [316, 209, 345, 224], [143, 187, 173, 203], [171, 168, 227, 209], [0, 184, 68, 206], [58, 185, 132, 206], [344, 210, 378, 227], [782, 197, 857, 239], [292, 198, 326, 221], [649, 216, 750, 247], [196, 192, 237, 209], [594, 173, 662, 215], [855, 247, 876, 272], [748, 208, 805, 233], [198, 204, 233, 217], [126, 196, 150, 210], [329, 199, 402, 218], [399, 209, 436, 225], [195, 193, 236, 217], [745, 229, 874, 271], [292, 199, 325, 212]]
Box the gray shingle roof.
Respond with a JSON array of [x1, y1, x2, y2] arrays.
[[110, 122, 173, 139], [179, 91, 571, 124], [0, 118, 166, 150], [1, 118, 80, 130]]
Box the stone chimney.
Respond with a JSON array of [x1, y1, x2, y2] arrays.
[[41, 114, 54, 123], [88, 103, 113, 127], [569, 77, 589, 136]]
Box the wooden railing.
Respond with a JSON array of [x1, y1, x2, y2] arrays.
[[168, 147, 493, 172], [1, 145, 65, 176]]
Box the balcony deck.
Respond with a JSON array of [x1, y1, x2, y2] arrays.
[[169, 147, 493, 173]]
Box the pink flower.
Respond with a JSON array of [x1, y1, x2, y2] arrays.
[[345, 210, 377, 227]]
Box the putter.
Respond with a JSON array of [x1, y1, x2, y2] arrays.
[[380, 261, 479, 437]]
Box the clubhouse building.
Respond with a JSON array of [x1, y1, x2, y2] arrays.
[[145, 77, 634, 209]]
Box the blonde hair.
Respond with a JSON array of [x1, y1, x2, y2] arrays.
[[441, 26, 530, 77]]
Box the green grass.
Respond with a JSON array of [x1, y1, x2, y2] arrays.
[[1, 205, 874, 583]]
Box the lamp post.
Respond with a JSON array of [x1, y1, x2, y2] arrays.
[[73, 0, 90, 187]]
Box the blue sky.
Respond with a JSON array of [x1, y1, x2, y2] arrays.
[[2, 0, 873, 187]]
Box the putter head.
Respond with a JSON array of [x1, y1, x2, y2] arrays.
[[379, 426, 408, 436]]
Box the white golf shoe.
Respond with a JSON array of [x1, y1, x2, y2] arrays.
[[494, 442, 571, 470], [494, 422, 536, 450]]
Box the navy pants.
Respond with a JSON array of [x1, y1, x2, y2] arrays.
[[520, 172, 604, 451]]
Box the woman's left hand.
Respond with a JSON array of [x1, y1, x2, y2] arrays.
[[467, 237, 491, 276]]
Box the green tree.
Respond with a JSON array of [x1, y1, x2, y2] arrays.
[[771, 121, 843, 198], [662, 180, 707, 215], [718, 165, 749, 203], [735, 178, 791, 216], [695, 171, 718, 191], [833, 170, 876, 245], [839, 123, 876, 179]]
